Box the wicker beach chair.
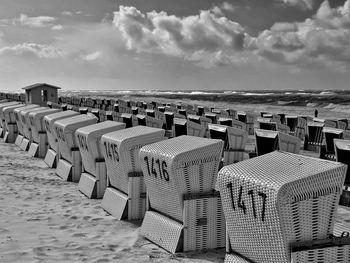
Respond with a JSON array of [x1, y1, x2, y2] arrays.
[[0, 101, 20, 137], [320, 127, 344, 160], [258, 120, 278, 131], [27, 108, 61, 157], [304, 121, 325, 152], [334, 139, 350, 185], [208, 124, 248, 165], [238, 112, 255, 135], [19, 107, 47, 150], [231, 119, 246, 131], [217, 151, 347, 263], [100, 126, 165, 220], [218, 117, 233, 126], [285, 115, 298, 134], [140, 135, 225, 253], [278, 131, 301, 154], [277, 123, 290, 134], [54, 114, 98, 181], [254, 129, 279, 156], [204, 112, 218, 124], [173, 118, 206, 138], [75, 121, 125, 198], [1, 103, 26, 143], [43, 110, 80, 168]]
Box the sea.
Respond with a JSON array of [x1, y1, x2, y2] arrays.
[[60, 89, 350, 113]]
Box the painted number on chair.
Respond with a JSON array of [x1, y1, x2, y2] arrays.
[[144, 156, 169, 182], [226, 183, 267, 222], [77, 134, 88, 151], [103, 141, 119, 161]]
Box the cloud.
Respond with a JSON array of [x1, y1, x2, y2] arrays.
[[278, 0, 315, 10], [0, 43, 64, 58], [62, 11, 73, 16], [113, 6, 251, 67], [18, 14, 56, 28], [80, 50, 102, 61], [221, 2, 235, 12], [52, 24, 64, 30], [254, 0, 350, 71]]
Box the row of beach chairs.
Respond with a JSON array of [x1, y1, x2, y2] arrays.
[[1, 98, 350, 262]]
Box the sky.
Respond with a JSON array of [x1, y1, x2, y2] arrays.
[[0, 0, 349, 92]]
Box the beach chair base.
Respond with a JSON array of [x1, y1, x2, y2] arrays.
[[20, 137, 30, 151], [141, 194, 226, 253], [44, 148, 57, 168], [4, 124, 17, 143], [15, 134, 23, 147], [29, 133, 48, 158], [79, 162, 107, 199], [101, 179, 146, 220], [56, 151, 81, 182]]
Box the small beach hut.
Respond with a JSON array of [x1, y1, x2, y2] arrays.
[[22, 83, 60, 106]]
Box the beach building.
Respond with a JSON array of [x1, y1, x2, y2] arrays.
[[22, 83, 60, 106]]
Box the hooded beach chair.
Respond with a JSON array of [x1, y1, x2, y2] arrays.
[[43, 110, 80, 168], [208, 124, 248, 165], [27, 108, 61, 157], [140, 136, 225, 253], [173, 118, 206, 138], [217, 151, 347, 263], [218, 117, 233, 127], [285, 115, 298, 134], [0, 101, 20, 137], [321, 127, 344, 157], [254, 129, 279, 156], [204, 112, 218, 124], [304, 121, 325, 152], [100, 126, 165, 220], [334, 139, 350, 185], [258, 119, 277, 131], [75, 121, 125, 198], [1, 103, 26, 143], [54, 114, 98, 181]]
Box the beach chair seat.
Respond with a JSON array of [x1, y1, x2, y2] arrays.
[[140, 136, 225, 253], [217, 151, 347, 263], [100, 126, 165, 220], [27, 108, 61, 157], [304, 122, 325, 152], [173, 118, 206, 138], [277, 123, 290, 134], [254, 129, 279, 156], [75, 121, 125, 198], [285, 115, 298, 134], [209, 124, 248, 165], [278, 131, 301, 154], [54, 114, 98, 182]]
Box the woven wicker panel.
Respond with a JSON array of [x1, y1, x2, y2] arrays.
[[183, 195, 226, 251], [127, 176, 147, 219], [13, 105, 40, 135], [29, 109, 61, 143], [54, 115, 97, 162], [43, 110, 79, 152], [224, 253, 254, 263], [118, 105, 133, 114], [75, 121, 125, 176], [21, 107, 47, 139], [217, 151, 347, 263], [278, 132, 301, 154], [292, 245, 350, 262], [101, 126, 165, 194], [140, 136, 223, 222], [277, 123, 290, 134]]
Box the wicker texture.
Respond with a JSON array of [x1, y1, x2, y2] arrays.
[[217, 151, 347, 263], [29, 108, 61, 143], [140, 135, 223, 222], [53, 114, 97, 162], [13, 105, 40, 135], [21, 107, 47, 139], [101, 126, 165, 194], [0, 102, 20, 128], [43, 111, 79, 152], [75, 121, 125, 176]]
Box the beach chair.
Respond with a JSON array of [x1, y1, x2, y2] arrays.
[[334, 139, 350, 185], [277, 123, 290, 134], [238, 112, 255, 135], [54, 114, 98, 181], [121, 113, 138, 128], [225, 108, 236, 118], [98, 110, 107, 122], [43, 110, 80, 168], [173, 118, 206, 138], [19, 107, 47, 151], [218, 117, 233, 126], [231, 119, 246, 130], [272, 114, 281, 124], [285, 115, 298, 134], [140, 136, 225, 253], [208, 124, 247, 165], [101, 126, 165, 220], [320, 127, 344, 160], [0, 101, 20, 137], [258, 120, 277, 131], [204, 112, 218, 124], [1, 103, 25, 143], [217, 151, 347, 263], [27, 108, 61, 157], [304, 122, 325, 152], [278, 131, 301, 154], [75, 121, 125, 198], [13, 104, 40, 146], [254, 129, 279, 156]]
